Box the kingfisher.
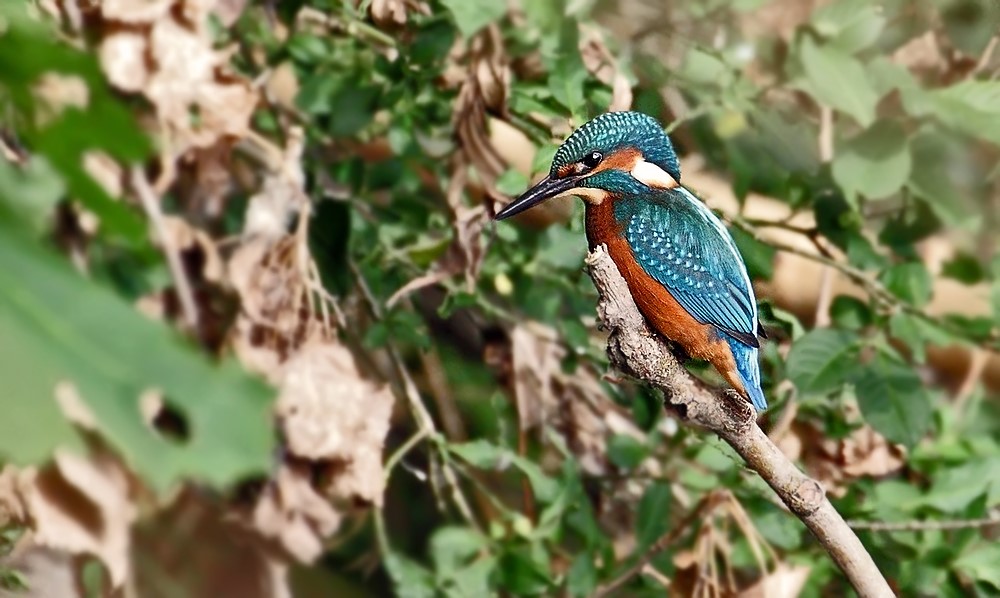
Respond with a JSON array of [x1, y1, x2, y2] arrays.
[[495, 111, 767, 411]]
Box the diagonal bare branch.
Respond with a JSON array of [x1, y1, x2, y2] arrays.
[[585, 244, 894, 598]]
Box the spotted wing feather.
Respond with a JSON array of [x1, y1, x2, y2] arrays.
[[618, 188, 760, 348]]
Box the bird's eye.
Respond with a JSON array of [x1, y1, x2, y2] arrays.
[[581, 151, 603, 170]]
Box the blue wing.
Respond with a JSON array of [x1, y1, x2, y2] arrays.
[[616, 187, 760, 348]]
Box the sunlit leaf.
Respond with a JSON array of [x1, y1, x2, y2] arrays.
[[954, 542, 1000, 590], [811, 0, 886, 53], [925, 81, 1000, 147], [795, 34, 879, 126], [832, 120, 912, 202]]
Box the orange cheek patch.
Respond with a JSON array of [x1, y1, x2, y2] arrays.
[[591, 147, 641, 175]]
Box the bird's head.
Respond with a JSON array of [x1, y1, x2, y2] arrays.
[[495, 111, 681, 220]]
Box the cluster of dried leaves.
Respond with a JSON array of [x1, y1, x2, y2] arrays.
[[1, 1, 392, 594]]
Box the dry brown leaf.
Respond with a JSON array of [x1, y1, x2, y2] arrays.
[[226, 128, 391, 561], [146, 15, 257, 147], [738, 564, 811, 598], [0, 544, 81, 598], [17, 451, 134, 587], [251, 463, 342, 564], [0, 465, 27, 525], [780, 420, 905, 497], [97, 0, 259, 150], [840, 427, 905, 478], [451, 25, 510, 184], [83, 151, 124, 198], [33, 73, 89, 127], [266, 62, 301, 111], [54, 381, 98, 431], [892, 31, 945, 79], [212, 0, 249, 27], [739, 0, 831, 41], [369, 0, 408, 27], [276, 334, 393, 504], [99, 32, 149, 93], [580, 29, 616, 85], [100, 0, 173, 23], [510, 323, 563, 430], [133, 489, 290, 598]]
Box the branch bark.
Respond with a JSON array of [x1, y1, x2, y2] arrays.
[[585, 245, 894, 598]]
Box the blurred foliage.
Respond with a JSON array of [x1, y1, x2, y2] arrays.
[[2, 0, 1000, 596]]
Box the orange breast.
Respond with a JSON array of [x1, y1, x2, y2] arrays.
[[585, 200, 747, 396]]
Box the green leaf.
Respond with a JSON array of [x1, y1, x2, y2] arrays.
[[497, 546, 551, 595], [785, 328, 862, 396], [925, 81, 1000, 147], [811, 0, 886, 53], [606, 434, 647, 471], [879, 262, 933, 307], [992, 256, 1000, 326], [917, 460, 1000, 513], [635, 482, 671, 550], [0, 156, 65, 234], [536, 226, 586, 270], [430, 526, 488, 574], [0, 224, 273, 491], [541, 21, 588, 116], [496, 169, 530, 196], [941, 0, 1000, 57], [829, 295, 872, 330], [753, 506, 802, 550], [888, 313, 953, 363], [439, 0, 508, 38], [955, 543, 1000, 590], [832, 120, 912, 202], [850, 350, 932, 447], [795, 34, 879, 126], [450, 440, 559, 502], [385, 553, 435, 598], [443, 557, 494, 598], [729, 226, 775, 280], [941, 252, 985, 284], [0, 8, 151, 245], [566, 553, 597, 597], [906, 130, 976, 227]]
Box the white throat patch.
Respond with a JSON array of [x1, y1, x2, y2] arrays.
[[553, 186, 609, 205], [630, 159, 679, 189]]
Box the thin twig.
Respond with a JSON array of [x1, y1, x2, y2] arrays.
[[954, 348, 989, 412], [593, 494, 714, 598], [848, 513, 1000, 532], [585, 245, 894, 598], [130, 167, 200, 332], [814, 267, 835, 327], [971, 36, 999, 78], [348, 260, 480, 529], [813, 105, 835, 327]]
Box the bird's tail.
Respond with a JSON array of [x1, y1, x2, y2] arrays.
[[726, 338, 767, 411]]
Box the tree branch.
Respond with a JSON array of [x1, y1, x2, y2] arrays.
[[584, 245, 894, 598]]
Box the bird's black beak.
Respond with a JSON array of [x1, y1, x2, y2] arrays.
[[494, 175, 578, 221]]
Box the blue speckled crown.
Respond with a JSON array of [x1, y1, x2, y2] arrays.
[[551, 111, 681, 182]]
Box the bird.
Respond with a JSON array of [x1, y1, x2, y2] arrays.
[[495, 111, 767, 411]]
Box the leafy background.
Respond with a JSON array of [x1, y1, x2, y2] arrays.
[[2, 0, 1000, 595]]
